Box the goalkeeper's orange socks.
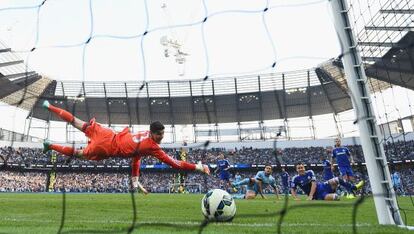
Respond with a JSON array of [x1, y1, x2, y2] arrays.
[[43, 100, 74, 123]]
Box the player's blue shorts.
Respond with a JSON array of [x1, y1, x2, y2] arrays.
[[338, 166, 354, 177], [314, 182, 335, 200], [323, 171, 334, 181], [220, 171, 230, 181]]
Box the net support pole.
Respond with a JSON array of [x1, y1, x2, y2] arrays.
[[329, 0, 403, 225]]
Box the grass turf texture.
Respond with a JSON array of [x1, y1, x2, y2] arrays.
[[0, 193, 412, 234]]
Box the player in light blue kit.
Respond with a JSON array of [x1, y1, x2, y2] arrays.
[[290, 162, 364, 201], [232, 165, 279, 199], [233, 172, 244, 194], [215, 153, 235, 192], [280, 167, 290, 195], [391, 171, 404, 195], [331, 138, 356, 199]]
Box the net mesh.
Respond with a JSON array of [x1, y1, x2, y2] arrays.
[[0, 0, 413, 233]]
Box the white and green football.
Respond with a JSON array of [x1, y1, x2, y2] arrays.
[[201, 189, 236, 222]]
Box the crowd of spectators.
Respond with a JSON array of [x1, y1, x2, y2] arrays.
[[0, 171, 46, 192], [0, 166, 412, 195], [1, 140, 413, 166], [0, 140, 413, 194], [53, 172, 174, 193], [384, 140, 414, 161], [52, 171, 236, 193], [399, 168, 414, 195]]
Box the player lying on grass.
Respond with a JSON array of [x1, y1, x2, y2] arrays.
[[291, 162, 364, 201], [231, 165, 280, 199], [41, 100, 210, 194]]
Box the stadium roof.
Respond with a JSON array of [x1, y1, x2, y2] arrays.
[[0, 42, 353, 125], [363, 32, 414, 90], [1, 36, 412, 125], [16, 70, 353, 125]]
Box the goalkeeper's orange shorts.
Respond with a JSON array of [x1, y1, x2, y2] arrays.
[[82, 118, 116, 160]]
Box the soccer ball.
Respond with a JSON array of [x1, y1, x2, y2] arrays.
[[201, 189, 236, 222]]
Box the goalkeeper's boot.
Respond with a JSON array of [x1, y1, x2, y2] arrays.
[[43, 141, 51, 154], [231, 183, 238, 193], [42, 100, 50, 109]]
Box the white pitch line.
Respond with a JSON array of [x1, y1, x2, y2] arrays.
[[398, 225, 414, 231], [0, 217, 373, 228], [137, 221, 373, 228]]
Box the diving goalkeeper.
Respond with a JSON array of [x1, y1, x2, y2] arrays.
[[42, 100, 210, 194]]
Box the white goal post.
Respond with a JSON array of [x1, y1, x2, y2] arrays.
[[329, 0, 403, 225]]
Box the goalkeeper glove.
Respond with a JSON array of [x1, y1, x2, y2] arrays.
[[131, 176, 148, 195]]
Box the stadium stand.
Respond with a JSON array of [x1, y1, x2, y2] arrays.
[[1, 143, 412, 194]]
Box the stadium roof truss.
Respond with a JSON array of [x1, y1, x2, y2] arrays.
[[22, 71, 353, 125]]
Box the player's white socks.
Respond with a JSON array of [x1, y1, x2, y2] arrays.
[[232, 194, 245, 199]]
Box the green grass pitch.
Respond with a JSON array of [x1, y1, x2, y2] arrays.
[[0, 193, 413, 233]]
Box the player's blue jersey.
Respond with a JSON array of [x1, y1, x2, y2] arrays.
[[332, 147, 351, 167], [322, 159, 334, 180], [290, 170, 316, 195], [217, 159, 231, 181], [280, 171, 289, 187], [255, 171, 277, 189], [217, 159, 230, 173], [391, 172, 401, 186]]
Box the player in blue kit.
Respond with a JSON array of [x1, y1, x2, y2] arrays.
[[321, 154, 334, 181], [280, 167, 290, 195], [331, 138, 356, 198], [290, 162, 363, 201], [331, 138, 355, 181], [215, 153, 235, 192], [232, 165, 280, 199]]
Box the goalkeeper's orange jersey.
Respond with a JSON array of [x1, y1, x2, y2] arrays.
[[82, 119, 195, 177], [114, 128, 173, 176], [115, 129, 156, 156]]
